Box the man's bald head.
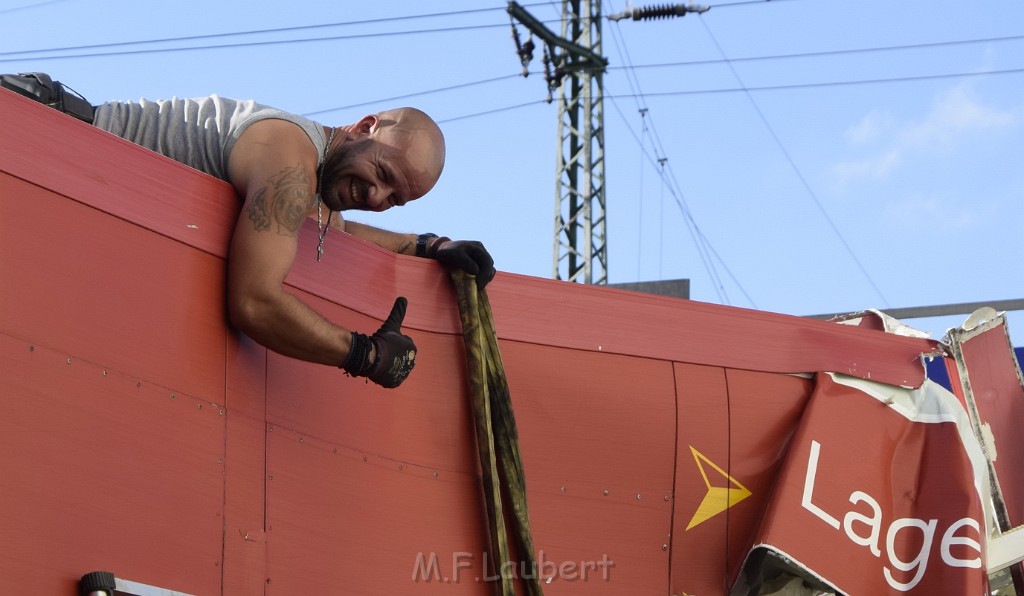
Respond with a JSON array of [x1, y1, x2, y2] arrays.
[[372, 107, 445, 197]]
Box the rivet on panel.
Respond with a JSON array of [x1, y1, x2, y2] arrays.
[[662, 544, 668, 551], [102, 370, 108, 377], [66, 357, 72, 365], [169, 394, 176, 400], [560, 486, 567, 494], [217, 458, 223, 465], [603, 490, 609, 497], [28, 345, 34, 352], [637, 494, 643, 501], [299, 437, 304, 443], [197, 403, 202, 410], [362, 455, 368, 462], [399, 464, 404, 471], [333, 448, 338, 454], [664, 495, 671, 502], [136, 381, 141, 388], [268, 475, 273, 480], [219, 409, 225, 416], [433, 471, 439, 478]]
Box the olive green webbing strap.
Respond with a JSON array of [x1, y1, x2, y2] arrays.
[[452, 271, 544, 596]]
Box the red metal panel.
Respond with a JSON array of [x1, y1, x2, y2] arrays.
[[264, 290, 478, 475], [0, 334, 225, 594], [222, 335, 271, 594], [0, 87, 237, 258], [950, 319, 1024, 525], [673, 363, 732, 595], [291, 227, 941, 388], [265, 425, 491, 594], [4, 86, 990, 595], [499, 342, 676, 593], [263, 335, 676, 593], [481, 276, 937, 389], [2, 87, 938, 390], [750, 375, 987, 595], [0, 174, 227, 401], [672, 366, 812, 595]]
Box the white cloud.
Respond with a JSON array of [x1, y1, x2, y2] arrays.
[[900, 84, 1016, 150], [833, 147, 901, 182], [881, 192, 987, 232], [831, 83, 1020, 187], [845, 109, 894, 145]]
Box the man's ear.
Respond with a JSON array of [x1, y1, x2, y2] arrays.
[[349, 114, 379, 139]]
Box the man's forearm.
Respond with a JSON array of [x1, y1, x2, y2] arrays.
[[344, 221, 418, 255], [229, 286, 356, 367]]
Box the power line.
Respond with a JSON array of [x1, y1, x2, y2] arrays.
[[613, 66, 1024, 97], [302, 74, 524, 117], [0, 6, 509, 57], [1, 5, 1017, 68], [0, 0, 72, 16], [300, 63, 1020, 127], [0, 22, 523, 63], [473, 65, 1020, 107], [437, 100, 547, 123], [615, 34, 1024, 70], [303, 63, 1020, 124], [603, 2, 755, 306], [698, 18, 890, 307], [708, 0, 800, 6], [604, 1, 729, 300], [609, 88, 762, 307], [0, 9, 570, 63]]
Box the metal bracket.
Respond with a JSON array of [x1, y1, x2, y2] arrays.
[[506, 1, 608, 75]]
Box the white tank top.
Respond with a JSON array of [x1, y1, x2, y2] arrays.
[[92, 94, 327, 182]]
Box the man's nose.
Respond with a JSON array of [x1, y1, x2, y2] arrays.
[[368, 184, 395, 210]]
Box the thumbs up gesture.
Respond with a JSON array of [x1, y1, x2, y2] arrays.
[[341, 297, 417, 389], [367, 297, 417, 388]]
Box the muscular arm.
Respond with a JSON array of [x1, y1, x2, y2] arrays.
[[226, 120, 359, 366], [342, 220, 495, 288], [343, 220, 418, 255]]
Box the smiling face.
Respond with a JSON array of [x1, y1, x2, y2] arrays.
[[319, 108, 445, 213]]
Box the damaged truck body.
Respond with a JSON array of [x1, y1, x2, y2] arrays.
[[2, 87, 1023, 595]]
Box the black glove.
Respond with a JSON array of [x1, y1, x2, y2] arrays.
[[341, 297, 417, 388], [427, 237, 496, 289]]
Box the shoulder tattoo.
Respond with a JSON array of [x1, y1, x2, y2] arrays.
[[245, 165, 312, 235]]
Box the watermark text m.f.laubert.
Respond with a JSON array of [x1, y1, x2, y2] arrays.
[[412, 550, 615, 584]]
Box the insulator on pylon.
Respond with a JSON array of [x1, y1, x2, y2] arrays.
[[638, 4, 686, 19], [608, 3, 710, 22], [519, 38, 536, 76]]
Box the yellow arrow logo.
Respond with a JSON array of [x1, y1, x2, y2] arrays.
[[685, 445, 752, 531]]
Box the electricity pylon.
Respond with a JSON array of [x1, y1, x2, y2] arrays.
[[508, 1, 609, 284], [507, 2, 708, 284]]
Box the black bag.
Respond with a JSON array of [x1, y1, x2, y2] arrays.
[[1, 72, 94, 124]]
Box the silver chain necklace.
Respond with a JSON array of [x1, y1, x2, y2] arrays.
[[316, 126, 338, 262]]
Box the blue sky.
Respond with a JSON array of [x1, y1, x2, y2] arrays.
[[3, 0, 1022, 345]]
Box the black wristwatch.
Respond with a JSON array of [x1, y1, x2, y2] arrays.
[[416, 233, 438, 258]]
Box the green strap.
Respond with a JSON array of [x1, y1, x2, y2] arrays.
[[452, 271, 543, 596]]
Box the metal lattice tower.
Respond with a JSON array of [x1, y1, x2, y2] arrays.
[[509, 3, 709, 284], [553, 0, 606, 284], [508, 1, 608, 284]]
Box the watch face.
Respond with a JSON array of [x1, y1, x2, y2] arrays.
[[417, 233, 437, 257]]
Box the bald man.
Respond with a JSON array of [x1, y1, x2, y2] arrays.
[[89, 94, 494, 388]]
